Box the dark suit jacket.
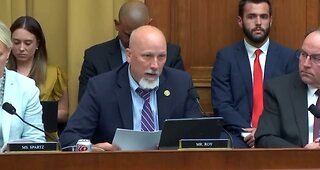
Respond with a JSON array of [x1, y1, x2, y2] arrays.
[[78, 37, 185, 101], [255, 72, 308, 147], [60, 63, 201, 147], [211, 40, 299, 148]]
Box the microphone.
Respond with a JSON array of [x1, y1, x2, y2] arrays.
[[187, 88, 234, 148], [2, 102, 57, 142], [188, 87, 206, 115], [308, 104, 320, 118]]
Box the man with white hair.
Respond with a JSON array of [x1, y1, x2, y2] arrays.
[[60, 25, 201, 151], [78, 0, 185, 101]]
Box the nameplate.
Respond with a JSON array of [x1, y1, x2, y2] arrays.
[[7, 142, 59, 152], [179, 139, 230, 149]]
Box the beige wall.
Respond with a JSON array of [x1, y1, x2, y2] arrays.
[[66, 0, 123, 115], [0, 0, 143, 115]]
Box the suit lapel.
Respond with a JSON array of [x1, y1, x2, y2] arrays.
[[108, 37, 124, 70], [236, 42, 253, 107], [2, 70, 14, 142], [157, 71, 173, 129], [291, 74, 308, 146], [115, 64, 133, 129], [264, 41, 278, 80]]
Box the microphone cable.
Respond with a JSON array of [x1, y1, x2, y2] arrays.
[[188, 88, 233, 148], [2, 102, 61, 150], [61, 145, 77, 151], [221, 127, 234, 148]]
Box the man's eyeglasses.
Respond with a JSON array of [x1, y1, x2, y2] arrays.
[[297, 49, 320, 64]]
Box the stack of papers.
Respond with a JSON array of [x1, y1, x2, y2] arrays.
[[112, 128, 161, 150]]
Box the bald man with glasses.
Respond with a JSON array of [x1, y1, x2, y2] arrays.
[[255, 28, 320, 148]]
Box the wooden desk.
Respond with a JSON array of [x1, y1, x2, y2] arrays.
[[1, 149, 319, 169]]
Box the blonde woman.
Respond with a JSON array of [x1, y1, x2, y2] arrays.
[[0, 21, 45, 147]]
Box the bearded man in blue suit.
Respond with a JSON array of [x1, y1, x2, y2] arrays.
[[60, 25, 201, 151], [78, 1, 184, 101], [211, 0, 298, 148]]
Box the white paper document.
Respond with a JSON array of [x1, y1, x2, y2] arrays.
[[112, 128, 161, 151]]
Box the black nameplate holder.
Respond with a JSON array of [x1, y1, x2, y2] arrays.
[[6, 142, 59, 152]]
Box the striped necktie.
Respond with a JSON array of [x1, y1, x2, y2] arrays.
[[136, 88, 155, 131]]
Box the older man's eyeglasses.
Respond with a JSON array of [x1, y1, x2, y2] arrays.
[[298, 49, 320, 64]]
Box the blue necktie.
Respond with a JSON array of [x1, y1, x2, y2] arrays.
[[136, 88, 155, 131]]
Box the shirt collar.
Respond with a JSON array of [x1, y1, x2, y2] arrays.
[[307, 84, 319, 97], [244, 38, 270, 58], [119, 39, 127, 63], [119, 39, 125, 51]]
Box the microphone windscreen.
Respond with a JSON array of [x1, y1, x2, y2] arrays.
[[188, 88, 200, 100], [308, 104, 320, 118], [2, 102, 16, 115]]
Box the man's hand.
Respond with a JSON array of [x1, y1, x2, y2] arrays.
[[242, 128, 256, 148], [304, 138, 320, 149], [92, 142, 120, 152]]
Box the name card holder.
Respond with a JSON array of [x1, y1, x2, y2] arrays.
[[7, 142, 59, 152], [179, 139, 230, 149]]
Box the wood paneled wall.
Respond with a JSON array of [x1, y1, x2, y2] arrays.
[[146, 0, 320, 113]]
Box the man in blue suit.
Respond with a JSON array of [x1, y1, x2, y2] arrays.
[[60, 25, 201, 151], [78, 1, 184, 101], [211, 0, 298, 148]]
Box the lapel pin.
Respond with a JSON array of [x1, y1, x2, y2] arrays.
[[164, 90, 170, 97]]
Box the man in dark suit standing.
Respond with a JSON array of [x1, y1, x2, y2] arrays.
[[78, 0, 184, 101], [256, 28, 320, 148], [60, 25, 201, 151], [211, 0, 298, 148]]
